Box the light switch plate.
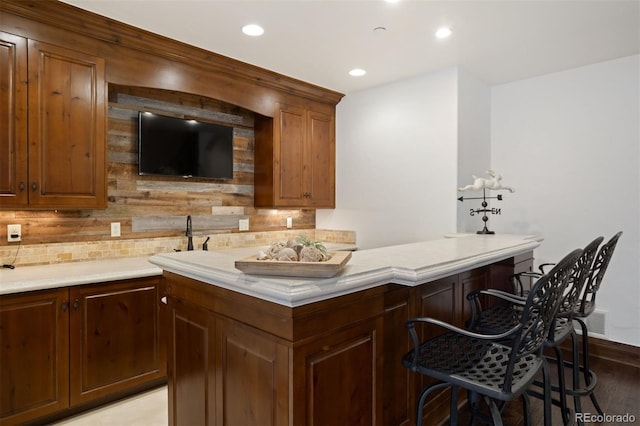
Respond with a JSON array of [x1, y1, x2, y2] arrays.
[[111, 222, 121, 237], [239, 218, 249, 231], [286, 217, 293, 228]]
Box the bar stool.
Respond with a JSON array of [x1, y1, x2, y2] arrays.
[[467, 238, 601, 425], [568, 231, 622, 418], [403, 249, 581, 426], [516, 232, 622, 420]]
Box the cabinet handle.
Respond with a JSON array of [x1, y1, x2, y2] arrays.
[[61, 300, 69, 312], [31, 182, 38, 192], [73, 299, 79, 310], [19, 182, 25, 192], [303, 192, 312, 198]]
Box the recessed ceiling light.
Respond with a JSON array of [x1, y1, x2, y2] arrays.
[[349, 68, 366, 77], [242, 24, 264, 37], [435, 26, 452, 39]]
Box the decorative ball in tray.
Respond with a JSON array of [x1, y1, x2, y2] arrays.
[[234, 236, 352, 278]]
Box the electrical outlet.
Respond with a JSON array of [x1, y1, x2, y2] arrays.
[[111, 222, 121, 237], [239, 218, 249, 231], [7, 224, 21, 242], [286, 217, 293, 228]]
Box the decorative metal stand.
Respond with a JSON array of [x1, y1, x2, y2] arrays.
[[458, 189, 504, 234]]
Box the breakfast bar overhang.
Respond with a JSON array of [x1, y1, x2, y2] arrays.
[[149, 234, 540, 425]]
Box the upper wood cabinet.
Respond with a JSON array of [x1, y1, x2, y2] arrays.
[[2, 2, 344, 213], [0, 32, 28, 206], [255, 103, 336, 208], [0, 33, 107, 210]]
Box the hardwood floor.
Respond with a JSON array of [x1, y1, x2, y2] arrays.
[[453, 356, 640, 426]]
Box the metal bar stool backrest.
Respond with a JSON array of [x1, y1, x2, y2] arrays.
[[509, 249, 582, 366], [577, 231, 622, 317], [555, 236, 603, 322]]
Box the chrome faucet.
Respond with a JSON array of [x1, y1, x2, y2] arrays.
[[186, 215, 194, 251]]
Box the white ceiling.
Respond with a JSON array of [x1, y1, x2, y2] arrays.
[[60, 0, 639, 94]]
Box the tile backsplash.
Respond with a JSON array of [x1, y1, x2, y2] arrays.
[[0, 229, 356, 267]]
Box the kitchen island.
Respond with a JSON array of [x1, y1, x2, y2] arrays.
[[149, 234, 539, 425]]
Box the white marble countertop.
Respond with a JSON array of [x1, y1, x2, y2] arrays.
[[0, 236, 539, 302], [0, 243, 356, 296], [0, 256, 162, 295], [150, 234, 541, 307]]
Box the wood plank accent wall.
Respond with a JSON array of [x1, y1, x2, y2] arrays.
[[0, 85, 315, 246]]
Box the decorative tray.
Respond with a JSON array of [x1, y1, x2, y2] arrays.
[[235, 251, 352, 278]]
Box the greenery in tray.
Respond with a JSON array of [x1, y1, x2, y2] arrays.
[[296, 235, 330, 260], [258, 235, 331, 262]]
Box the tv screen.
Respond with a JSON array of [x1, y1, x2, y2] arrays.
[[138, 112, 234, 180]]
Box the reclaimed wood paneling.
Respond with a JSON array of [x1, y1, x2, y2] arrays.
[[1, 86, 315, 245]]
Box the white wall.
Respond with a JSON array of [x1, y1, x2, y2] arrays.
[[491, 55, 640, 346], [316, 68, 459, 249], [456, 68, 492, 233], [318, 55, 639, 346]]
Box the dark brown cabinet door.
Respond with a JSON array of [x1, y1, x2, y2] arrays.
[[217, 318, 289, 426], [0, 288, 70, 424], [275, 103, 306, 206], [460, 268, 488, 326], [383, 285, 413, 426], [413, 276, 459, 425], [294, 319, 383, 426], [255, 102, 336, 208], [0, 32, 28, 207], [27, 39, 107, 209], [69, 278, 165, 405], [167, 298, 216, 426], [306, 109, 335, 207]]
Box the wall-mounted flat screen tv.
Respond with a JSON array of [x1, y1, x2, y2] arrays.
[[138, 112, 234, 180]]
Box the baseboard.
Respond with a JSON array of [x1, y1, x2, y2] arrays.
[[559, 334, 640, 369]]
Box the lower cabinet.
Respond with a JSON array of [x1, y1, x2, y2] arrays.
[[292, 318, 383, 426], [69, 278, 167, 405], [0, 277, 166, 424], [167, 298, 216, 426], [0, 288, 69, 423], [165, 271, 384, 426], [167, 296, 292, 426]]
